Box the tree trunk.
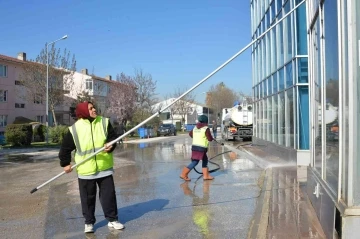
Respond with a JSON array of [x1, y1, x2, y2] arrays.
[[51, 107, 58, 126]]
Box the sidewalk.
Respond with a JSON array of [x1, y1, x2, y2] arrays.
[[239, 144, 326, 239]]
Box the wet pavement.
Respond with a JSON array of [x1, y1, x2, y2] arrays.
[[0, 135, 263, 239], [240, 144, 326, 239], [267, 167, 326, 238], [0, 136, 327, 239]]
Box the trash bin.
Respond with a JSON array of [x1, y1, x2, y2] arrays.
[[138, 128, 145, 138], [186, 124, 195, 132]]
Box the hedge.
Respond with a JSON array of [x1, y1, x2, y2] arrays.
[[49, 125, 68, 143], [5, 124, 33, 146]]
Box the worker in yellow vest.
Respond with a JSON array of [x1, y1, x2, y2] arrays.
[[180, 115, 214, 181], [59, 101, 124, 233]]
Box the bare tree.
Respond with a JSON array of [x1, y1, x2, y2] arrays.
[[18, 44, 76, 126], [237, 91, 254, 104], [105, 73, 137, 125], [171, 87, 196, 128], [133, 68, 157, 107], [132, 68, 157, 123], [206, 82, 237, 119]]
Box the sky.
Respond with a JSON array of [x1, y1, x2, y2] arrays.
[[0, 0, 253, 104]]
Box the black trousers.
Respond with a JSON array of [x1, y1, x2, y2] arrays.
[[78, 175, 118, 224]]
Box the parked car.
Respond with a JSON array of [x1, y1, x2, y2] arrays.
[[157, 124, 177, 136]]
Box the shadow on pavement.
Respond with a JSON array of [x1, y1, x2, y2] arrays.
[[94, 199, 169, 230]]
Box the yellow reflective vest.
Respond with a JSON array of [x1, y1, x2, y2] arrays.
[[69, 116, 113, 176], [192, 126, 209, 148]]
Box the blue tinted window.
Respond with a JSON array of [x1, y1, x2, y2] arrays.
[[324, 0, 339, 192], [268, 76, 272, 95], [284, 0, 290, 14], [286, 62, 293, 87], [285, 1, 292, 60], [263, 79, 267, 97], [296, 3, 308, 54], [277, 0, 282, 15], [297, 58, 308, 83], [272, 28, 277, 71], [299, 86, 309, 149], [279, 68, 285, 91], [270, 1, 275, 23], [262, 18, 266, 33], [279, 21, 284, 66], [273, 73, 278, 92]]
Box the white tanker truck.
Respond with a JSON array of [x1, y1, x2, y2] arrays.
[[221, 100, 253, 141]]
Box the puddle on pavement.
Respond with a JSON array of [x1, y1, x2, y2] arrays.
[[0, 154, 49, 164]]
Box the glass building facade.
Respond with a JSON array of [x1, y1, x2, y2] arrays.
[[307, 0, 360, 237], [251, 0, 360, 236], [251, 0, 309, 156]]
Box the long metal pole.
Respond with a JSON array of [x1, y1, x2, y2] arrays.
[[46, 44, 49, 144], [30, 0, 307, 194]]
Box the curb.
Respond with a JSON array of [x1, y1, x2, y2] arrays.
[[247, 168, 272, 239]]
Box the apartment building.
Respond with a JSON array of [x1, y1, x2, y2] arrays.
[[0, 53, 46, 134], [66, 68, 117, 124], [0, 52, 123, 135]]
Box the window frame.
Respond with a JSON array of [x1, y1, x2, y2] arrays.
[[0, 64, 7, 77], [0, 90, 8, 102], [0, 115, 8, 127]]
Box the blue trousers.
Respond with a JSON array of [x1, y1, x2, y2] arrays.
[[187, 158, 208, 170]]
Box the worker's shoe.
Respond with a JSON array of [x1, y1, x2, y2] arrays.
[[202, 168, 214, 180], [180, 167, 191, 181], [108, 220, 125, 230], [84, 224, 94, 233]]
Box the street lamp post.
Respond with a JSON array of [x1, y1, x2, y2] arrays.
[[46, 35, 68, 143]]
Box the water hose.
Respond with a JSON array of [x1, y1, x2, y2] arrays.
[[193, 150, 232, 174]]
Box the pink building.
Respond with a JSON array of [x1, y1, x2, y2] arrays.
[[0, 53, 46, 135]]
